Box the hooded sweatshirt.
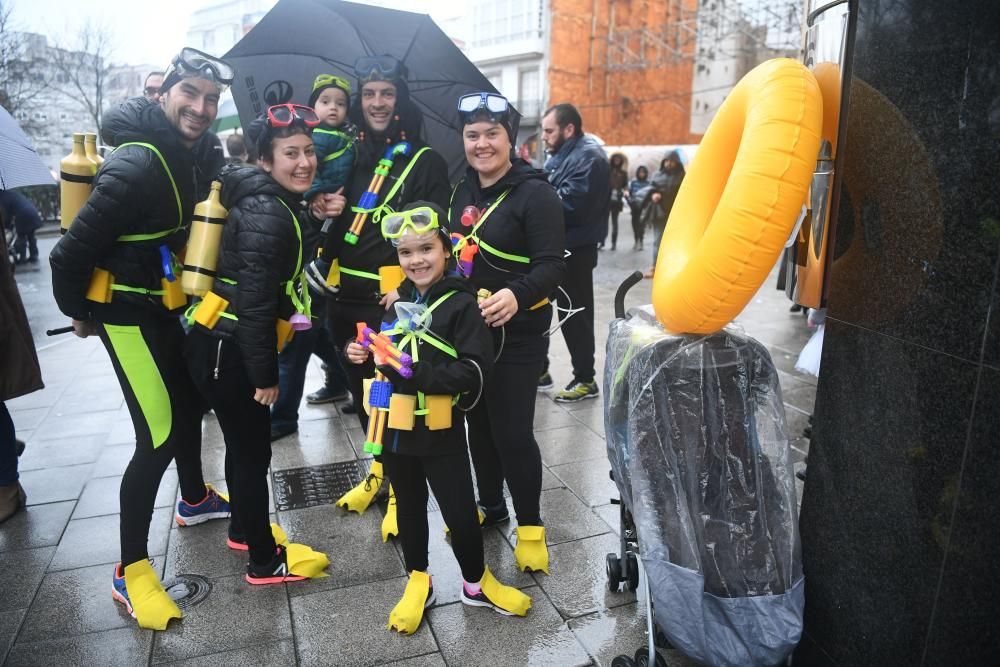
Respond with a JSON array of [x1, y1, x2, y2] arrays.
[[50, 97, 223, 322], [448, 159, 566, 345]]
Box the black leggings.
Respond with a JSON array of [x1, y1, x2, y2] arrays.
[[383, 450, 484, 582], [326, 300, 387, 432], [185, 330, 275, 565], [467, 357, 544, 526], [606, 207, 620, 247], [629, 204, 644, 245], [98, 318, 206, 566]]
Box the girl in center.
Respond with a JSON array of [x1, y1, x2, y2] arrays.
[[345, 201, 530, 634]]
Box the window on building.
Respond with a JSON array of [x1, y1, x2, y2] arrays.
[[518, 68, 539, 116]]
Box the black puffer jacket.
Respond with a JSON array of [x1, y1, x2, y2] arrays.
[[448, 160, 566, 345], [320, 137, 450, 304], [50, 98, 224, 321], [378, 275, 494, 457], [193, 165, 311, 389]]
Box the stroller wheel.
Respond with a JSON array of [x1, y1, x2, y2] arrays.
[[606, 553, 623, 592], [610, 655, 636, 667], [634, 647, 669, 667], [625, 551, 640, 592]]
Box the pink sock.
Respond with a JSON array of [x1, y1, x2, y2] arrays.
[[464, 579, 482, 595]]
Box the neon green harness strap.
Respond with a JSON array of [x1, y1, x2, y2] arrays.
[[449, 189, 530, 264], [313, 128, 354, 162], [103, 324, 172, 448], [114, 142, 184, 242], [340, 266, 381, 281], [276, 199, 311, 320], [350, 146, 432, 222]]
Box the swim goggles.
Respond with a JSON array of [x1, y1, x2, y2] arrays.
[[354, 55, 407, 84], [457, 92, 510, 124], [161, 47, 235, 91], [312, 73, 352, 97], [381, 206, 440, 245], [267, 104, 320, 128]]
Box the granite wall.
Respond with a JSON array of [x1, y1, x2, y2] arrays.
[[795, 0, 1000, 664]]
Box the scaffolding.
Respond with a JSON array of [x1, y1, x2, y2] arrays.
[[605, 0, 803, 71]]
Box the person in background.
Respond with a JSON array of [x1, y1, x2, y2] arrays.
[[226, 132, 248, 164], [0, 190, 42, 264], [0, 227, 41, 522], [143, 71, 164, 103], [641, 150, 686, 279], [602, 152, 628, 251], [539, 102, 609, 403], [626, 165, 650, 251]]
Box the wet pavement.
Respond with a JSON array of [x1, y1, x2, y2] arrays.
[[1, 221, 815, 666]]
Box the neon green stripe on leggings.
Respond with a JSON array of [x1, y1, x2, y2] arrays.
[[104, 324, 172, 448]]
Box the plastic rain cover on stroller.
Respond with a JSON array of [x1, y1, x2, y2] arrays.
[[605, 306, 804, 666]]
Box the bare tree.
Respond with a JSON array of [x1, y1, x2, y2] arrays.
[[0, 0, 50, 135], [50, 19, 115, 134]]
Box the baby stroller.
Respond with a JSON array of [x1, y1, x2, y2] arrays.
[[604, 273, 804, 667]]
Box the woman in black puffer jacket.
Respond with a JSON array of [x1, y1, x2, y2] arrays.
[[185, 107, 327, 584]]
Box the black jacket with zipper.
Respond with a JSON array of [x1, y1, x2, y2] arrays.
[[448, 160, 566, 346], [192, 165, 312, 389], [319, 136, 450, 305], [49, 98, 224, 322], [377, 275, 493, 457]]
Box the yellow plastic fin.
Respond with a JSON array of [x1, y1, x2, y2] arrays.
[[382, 485, 398, 542], [286, 543, 330, 579], [123, 560, 183, 630], [481, 566, 532, 616], [514, 525, 549, 574], [335, 461, 383, 514], [270, 522, 289, 546], [387, 571, 431, 635]]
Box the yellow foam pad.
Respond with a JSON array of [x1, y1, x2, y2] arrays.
[[514, 525, 549, 574], [335, 460, 383, 514], [161, 277, 187, 310], [387, 571, 430, 635], [193, 291, 229, 329], [481, 566, 532, 616], [379, 265, 405, 295], [387, 394, 416, 431], [424, 395, 452, 431], [286, 543, 330, 579], [123, 560, 182, 630], [86, 268, 114, 304], [382, 486, 398, 542]]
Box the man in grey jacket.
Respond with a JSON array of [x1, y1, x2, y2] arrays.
[[540, 103, 610, 402]]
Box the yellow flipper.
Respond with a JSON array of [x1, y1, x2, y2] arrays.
[[123, 560, 182, 630], [286, 543, 330, 579], [387, 571, 431, 635], [270, 522, 289, 546], [382, 485, 398, 542], [514, 525, 549, 574], [335, 461, 384, 514], [481, 566, 532, 616]]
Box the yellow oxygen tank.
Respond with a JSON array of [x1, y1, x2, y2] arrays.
[[60, 133, 96, 234], [84, 133, 103, 167], [182, 181, 228, 296]]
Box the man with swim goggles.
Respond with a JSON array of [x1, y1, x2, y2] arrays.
[[49, 47, 235, 629]]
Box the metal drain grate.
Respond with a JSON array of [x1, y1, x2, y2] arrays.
[[273, 460, 370, 511], [163, 574, 212, 611]]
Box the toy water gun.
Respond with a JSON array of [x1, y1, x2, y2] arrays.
[[356, 322, 413, 378], [344, 142, 412, 245], [451, 233, 478, 278]]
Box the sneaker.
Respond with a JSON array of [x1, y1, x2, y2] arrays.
[[554, 380, 599, 403], [537, 371, 554, 391], [175, 485, 231, 527], [246, 545, 307, 585], [478, 501, 510, 527], [462, 582, 516, 616], [112, 563, 135, 617], [305, 386, 349, 404], [226, 528, 249, 551]]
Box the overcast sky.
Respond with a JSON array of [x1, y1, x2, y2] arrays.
[[9, 0, 459, 69]]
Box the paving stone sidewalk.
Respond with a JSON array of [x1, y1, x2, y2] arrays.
[[1, 233, 815, 666]]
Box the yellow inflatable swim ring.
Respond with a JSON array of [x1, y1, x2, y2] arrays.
[[652, 58, 823, 334]]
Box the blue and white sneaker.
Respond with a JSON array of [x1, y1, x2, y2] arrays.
[[111, 562, 135, 617], [175, 484, 231, 527]]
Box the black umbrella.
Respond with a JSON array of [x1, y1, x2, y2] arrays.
[[0, 106, 55, 190], [223, 0, 519, 181]]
